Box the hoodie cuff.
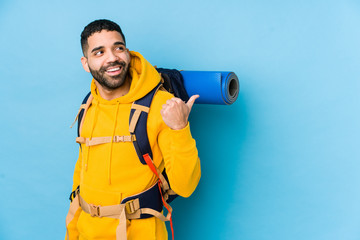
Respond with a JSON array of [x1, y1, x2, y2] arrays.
[[169, 122, 194, 145]]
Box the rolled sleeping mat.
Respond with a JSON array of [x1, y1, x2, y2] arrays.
[[180, 71, 239, 105]]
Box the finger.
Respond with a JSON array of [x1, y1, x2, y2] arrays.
[[167, 97, 182, 104], [173, 98, 183, 104], [165, 100, 176, 108], [186, 95, 200, 110], [160, 107, 168, 115], [162, 103, 170, 111]]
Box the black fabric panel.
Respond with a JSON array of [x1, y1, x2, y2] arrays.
[[156, 68, 190, 102], [121, 183, 163, 219], [77, 91, 91, 137], [161, 169, 178, 203]]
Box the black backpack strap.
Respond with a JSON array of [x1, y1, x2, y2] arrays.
[[129, 82, 179, 203], [77, 92, 92, 137], [71, 92, 93, 147], [129, 83, 161, 164]]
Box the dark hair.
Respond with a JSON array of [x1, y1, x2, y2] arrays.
[[81, 19, 126, 56]]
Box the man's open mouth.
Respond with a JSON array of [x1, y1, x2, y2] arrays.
[[105, 66, 123, 75]]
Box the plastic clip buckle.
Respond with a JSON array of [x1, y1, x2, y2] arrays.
[[125, 200, 136, 214], [89, 204, 101, 217], [114, 136, 124, 142]]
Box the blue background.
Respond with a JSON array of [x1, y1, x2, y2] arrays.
[[1, 0, 360, 239]]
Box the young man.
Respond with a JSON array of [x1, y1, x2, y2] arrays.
[[65, 19, 201, 240]]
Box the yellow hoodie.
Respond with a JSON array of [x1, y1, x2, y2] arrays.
[[66, 51, 201, 240]]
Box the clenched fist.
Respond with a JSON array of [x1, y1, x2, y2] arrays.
[[160, 95, 200, 130]]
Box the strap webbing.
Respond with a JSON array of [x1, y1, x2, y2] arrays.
[[78, 94, 93, 137], [140, 207, 172, 221], [70, 104, 86, 128], [129, 109, 142, 133], [79, 195, 127, 240], [132, 104, 150, 113], [65, 188, 80, 240], [76, 135, 136, 146], [143, 154, 174, 240], [129, 103, 150, 133], [77, 188, 171, 240], [143, 154, 160, 180]]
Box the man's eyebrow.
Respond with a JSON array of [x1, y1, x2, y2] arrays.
[[90, 42, 125, 54], [91, 46, 104, 53], [113, 41, 125, 46]]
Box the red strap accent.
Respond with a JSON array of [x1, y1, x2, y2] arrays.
[[143, 154, 162, 183], [143, 154, 174, 240]]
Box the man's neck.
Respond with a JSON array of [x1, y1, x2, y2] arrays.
[[95, 76, 131, 101]]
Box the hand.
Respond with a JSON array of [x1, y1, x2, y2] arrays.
[[160, 95, 200, 130]]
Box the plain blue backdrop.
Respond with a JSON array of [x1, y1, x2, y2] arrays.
[[1, 0, 360, 239]]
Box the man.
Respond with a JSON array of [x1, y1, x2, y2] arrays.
[[65, 19, 201, 240]]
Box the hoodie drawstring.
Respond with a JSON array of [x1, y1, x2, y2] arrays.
[[108, 102, 120, 184]]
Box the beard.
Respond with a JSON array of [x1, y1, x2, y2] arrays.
[[89, 60, 130, 91]]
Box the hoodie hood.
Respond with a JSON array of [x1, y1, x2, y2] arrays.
[[90, 51, 161, 104]]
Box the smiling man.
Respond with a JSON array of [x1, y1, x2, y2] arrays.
[[65, 19, 201, 240], [81, 30, 131, 99]]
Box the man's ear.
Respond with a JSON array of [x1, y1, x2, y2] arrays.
[[126, 48, 131, 61], [81, 56, 90, 73]]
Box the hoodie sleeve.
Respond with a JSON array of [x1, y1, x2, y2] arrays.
[[65, 150, 82, 239], [158, 122, 201, 197]]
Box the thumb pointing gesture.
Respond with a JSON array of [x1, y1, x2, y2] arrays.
[[160, 95, 200, 130], [186, 95, 200, 111]]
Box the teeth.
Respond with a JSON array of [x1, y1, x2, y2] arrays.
[[107, 67, 120, 72]]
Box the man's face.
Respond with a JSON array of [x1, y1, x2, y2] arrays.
[[81, 30, 130, 91]]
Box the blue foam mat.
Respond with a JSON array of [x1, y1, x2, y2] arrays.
[[180, 71, 239, 105]]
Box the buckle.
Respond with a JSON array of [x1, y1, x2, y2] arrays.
[[69, 186, 80, 202], [125, 200, 136, 214], [89, 204, 101, 217], [114, 136, 124, 142]]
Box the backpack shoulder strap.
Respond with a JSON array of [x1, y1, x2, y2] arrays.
[[71, 92, 93, 146], [129, 83, 161, 164]]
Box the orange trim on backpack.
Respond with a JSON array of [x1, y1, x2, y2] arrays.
[[143, 153, 174, 240]]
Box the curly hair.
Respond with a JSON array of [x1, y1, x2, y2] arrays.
[[81, 19, 126, 56]]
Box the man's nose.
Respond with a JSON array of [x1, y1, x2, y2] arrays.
[[107, 51, 119, 62]]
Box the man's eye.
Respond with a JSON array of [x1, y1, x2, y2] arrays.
[[95, 51, 103, 56], [116, 46, 125, 51]]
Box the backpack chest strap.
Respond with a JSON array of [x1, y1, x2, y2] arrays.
[[76, 135, 136, 146]]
